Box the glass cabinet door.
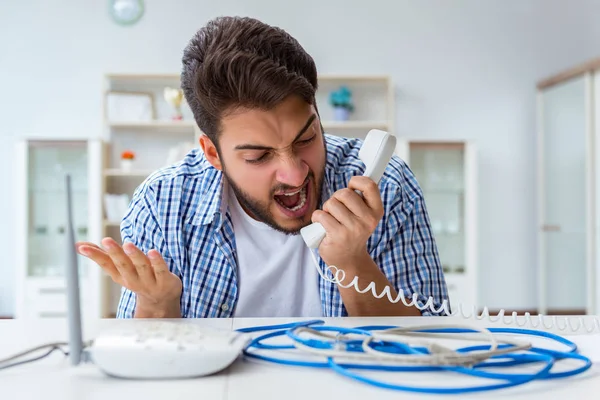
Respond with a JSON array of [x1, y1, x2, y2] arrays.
[[27, 140, 89, 278], [540, 76, 588, 314], [408, 143, 466, 277]]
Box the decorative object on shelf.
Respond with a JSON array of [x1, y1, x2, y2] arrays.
[[120, 150, 135, 171], [165, 141, 196, 166], [163, 87, 185, 120], [109, 0, 144, 26], [105, 91, 154, 122], [329, 85, 354, 121], [104, 193, 131, 223], [454, 265, 465, 274], [446, 220, 460, 234]]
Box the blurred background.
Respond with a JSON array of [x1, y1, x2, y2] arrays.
[[1, 0, 600, 320]]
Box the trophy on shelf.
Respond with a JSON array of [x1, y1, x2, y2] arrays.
[[164, 87, 185, 121]]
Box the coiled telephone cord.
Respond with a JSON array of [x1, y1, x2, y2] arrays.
[[309, 250, 600, 334]]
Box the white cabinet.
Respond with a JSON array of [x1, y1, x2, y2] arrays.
[[15, 138, 103, 320], [537, 66, 600, 315], [395, 140, 478, 310]]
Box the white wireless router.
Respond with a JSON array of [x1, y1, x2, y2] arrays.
[[62, 174, 249, 379]]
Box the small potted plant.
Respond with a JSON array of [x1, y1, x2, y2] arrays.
[[120, 150, 135, 171], [329, 86, 354, 121]]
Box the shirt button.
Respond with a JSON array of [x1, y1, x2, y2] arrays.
[[221, 304, 229, 311]]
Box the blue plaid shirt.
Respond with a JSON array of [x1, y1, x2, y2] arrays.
[[117, 134, 448, 318]]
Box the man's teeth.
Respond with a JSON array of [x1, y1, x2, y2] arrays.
[[282, 188, 302, 196], [278, 185, 307, 211], [288, 186, 307, 211]]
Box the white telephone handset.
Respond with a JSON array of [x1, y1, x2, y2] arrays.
[[300, 129, 397, 249], [299, 130, 600, 334]]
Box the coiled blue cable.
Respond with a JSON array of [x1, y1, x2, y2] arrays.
[[236, 319, 592, 395]]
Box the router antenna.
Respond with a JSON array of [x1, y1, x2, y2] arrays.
[[65, 173, 83, 365]]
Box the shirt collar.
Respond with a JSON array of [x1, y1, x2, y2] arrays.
[[188, 168, 229, 228]]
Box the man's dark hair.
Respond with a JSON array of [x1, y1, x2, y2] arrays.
[[180, 16, 319, 145]]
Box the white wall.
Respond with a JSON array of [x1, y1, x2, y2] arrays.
[[2, 0, 600, 315]]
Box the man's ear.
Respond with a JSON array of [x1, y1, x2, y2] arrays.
[[198, 134, 222, 170]]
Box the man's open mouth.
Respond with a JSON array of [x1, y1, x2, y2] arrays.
[[274, 183, 307, 211], [273, 180, 311, 217]]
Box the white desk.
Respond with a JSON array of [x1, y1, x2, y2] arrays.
[[1, 315, 599, 400]]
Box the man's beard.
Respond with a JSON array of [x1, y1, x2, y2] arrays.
[[224, 166, 324, 235]]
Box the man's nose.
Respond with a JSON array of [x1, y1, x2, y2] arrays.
[[275, 156, 308, 188]]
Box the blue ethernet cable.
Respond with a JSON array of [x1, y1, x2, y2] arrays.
[[235, 319, 592, 395]]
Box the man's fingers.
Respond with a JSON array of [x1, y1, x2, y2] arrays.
[[311, 210, 342, 237], [123, 242, 156, 285], [322, 197, 356, 228], [101, 237, 138, 284], [348, 176, 384, 213], [332, 188, 369, 219], [77, 245, 120, 282], [148, 249, 170, 278], [76, 241, 105, 255]]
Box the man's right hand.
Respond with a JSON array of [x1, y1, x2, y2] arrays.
[[75, 237, 182, 318]]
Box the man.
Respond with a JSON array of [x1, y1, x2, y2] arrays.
[[76, 16, 448, 319]]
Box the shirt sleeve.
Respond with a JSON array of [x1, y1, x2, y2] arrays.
[[115, 181, 178, 318], [375, 168, 450, 317]]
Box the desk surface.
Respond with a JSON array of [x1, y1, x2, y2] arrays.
[[1, 315, 599, 400]]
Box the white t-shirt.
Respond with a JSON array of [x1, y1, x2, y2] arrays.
[[228, 191, 323, 318]]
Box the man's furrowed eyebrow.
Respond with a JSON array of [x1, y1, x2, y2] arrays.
[[234, 114, 317, 151], [293, 113, 317, 141]]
